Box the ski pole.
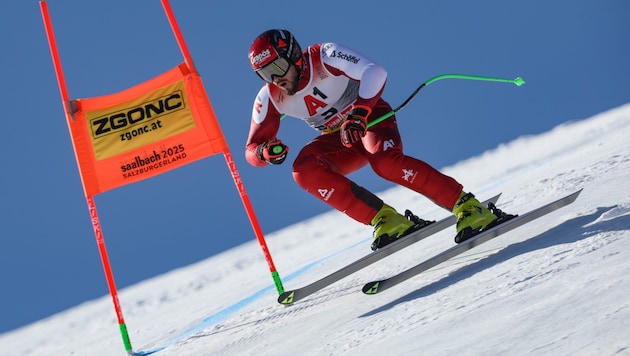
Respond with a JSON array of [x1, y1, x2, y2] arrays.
[[279, 73, 524, 125], [367, 73, 525, 128]]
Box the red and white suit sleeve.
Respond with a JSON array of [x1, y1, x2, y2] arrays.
[[320, 43, 388, 111], [245, 85, 282, 167]]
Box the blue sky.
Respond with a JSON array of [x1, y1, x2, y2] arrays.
[[0, 1, 628, 334]]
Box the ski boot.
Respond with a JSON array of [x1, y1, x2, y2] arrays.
[[453, 192, 516, 243], [371, 205, 434, 251]]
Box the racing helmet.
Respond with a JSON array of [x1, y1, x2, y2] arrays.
[[249, 29, 303, 83]]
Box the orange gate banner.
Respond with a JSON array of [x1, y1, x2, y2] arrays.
[[68, 62, 227, 195]]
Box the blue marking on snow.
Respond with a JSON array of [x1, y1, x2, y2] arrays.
[[136, 238, 366, 355], [136, 285, 276, 355]]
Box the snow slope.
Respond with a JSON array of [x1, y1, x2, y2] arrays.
[[1, 104, 629, 355]]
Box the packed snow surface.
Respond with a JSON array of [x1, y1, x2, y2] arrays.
[[1, 104, 629, 355]]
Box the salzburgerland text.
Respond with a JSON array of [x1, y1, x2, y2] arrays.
[[120, 144, 187, 179]]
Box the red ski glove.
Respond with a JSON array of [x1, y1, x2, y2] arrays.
[[257, 139, 289, 165], [340, 107, 371, 148]]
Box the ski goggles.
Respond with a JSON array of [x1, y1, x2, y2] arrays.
[[255, 56, 291, 83]]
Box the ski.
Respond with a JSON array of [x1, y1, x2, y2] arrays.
[[362, 189, 582, 295], [277, 194, 502, 304]]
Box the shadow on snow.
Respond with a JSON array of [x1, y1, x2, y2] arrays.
[[360, 205, 630, 318]]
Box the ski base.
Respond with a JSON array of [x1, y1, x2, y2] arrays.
[[362, 189, 582, 295], [277, 194, 502, 304]]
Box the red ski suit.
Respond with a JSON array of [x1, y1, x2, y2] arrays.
[[246, 43, 463, 225]]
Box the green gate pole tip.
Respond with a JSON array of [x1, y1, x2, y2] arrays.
[[271, 271, 285, 294], [514, 77, 526, 86], [119, 323, 133, 355]]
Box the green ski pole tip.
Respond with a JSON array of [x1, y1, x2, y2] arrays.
[[514, 77, 526, 86]]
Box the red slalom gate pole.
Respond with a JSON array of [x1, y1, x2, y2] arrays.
[[39, 1, 134, 354], [160, 0, 285, 294]]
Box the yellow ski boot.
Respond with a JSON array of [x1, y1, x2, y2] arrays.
[[371, 205, 427, 251], [452, 192, 500, 243]]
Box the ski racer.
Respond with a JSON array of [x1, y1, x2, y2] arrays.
[[246, 29, 503, 249]]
